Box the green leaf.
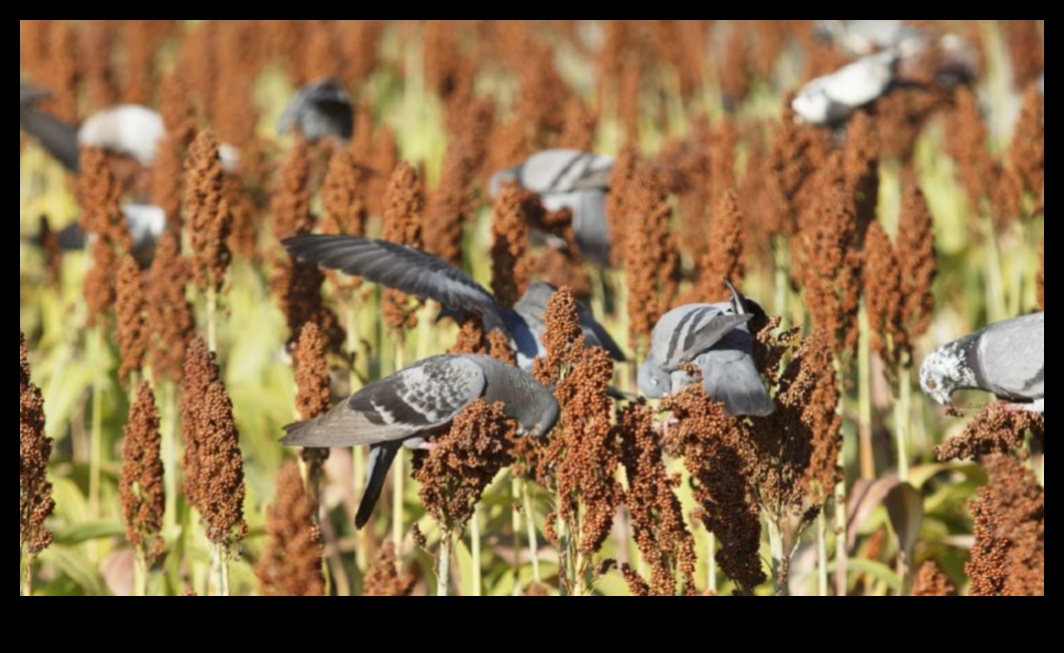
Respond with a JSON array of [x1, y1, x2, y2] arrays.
[[38, 548, 110, 597], [832, 558, 902, 593], [52, 519, 125, 546], [885, 483, 924, 559]]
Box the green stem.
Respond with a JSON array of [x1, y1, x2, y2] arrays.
[[89, 328, 104, 525], [134, 548, 148, 597], [436, 530, 452, 597], [817, 507, 829, 597], [857, 303, 875, 481], [470, 505, 483, 597], [210, 543, 230, 597], [773, 237, 789, 318], [392, 341, 406, 554], [983, 216, 1007, 323], [834, 475, 848, 597], [162, 384, 178, 541], [767, 519, 788, 596], [206, 286, 218, 353], [345, 303, 370, 575], [512, 478, 523, 595], [20, 551, 32, 598], [706, 532, 717, 595], [522, 481, 542, 586], [896, 373, 911, 483]]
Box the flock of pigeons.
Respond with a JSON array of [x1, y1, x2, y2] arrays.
[[21, 20, 1044, 528]]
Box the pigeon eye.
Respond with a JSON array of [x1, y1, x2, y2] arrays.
[[927, 380, 938, 391]]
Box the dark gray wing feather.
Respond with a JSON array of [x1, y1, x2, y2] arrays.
[[20, 107, 80, 172], [283, 235, 507, 333], [972, 313, 1044, 400], [653, 305, 752, 371], [355, 442, 401, 529], [697, 332, 775, 418]]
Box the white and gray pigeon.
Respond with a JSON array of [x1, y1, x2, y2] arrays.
[[277, 78, 353, 143], [282, 235, 626, 370], [281, 354, 560, 529], [29, 204, 169, 268], [920, 313, 1044, 414], [489, 150, 615, 267], [638, 284, 774, 417], [815, 20, 925, 56], [792, 50, 899, 126]]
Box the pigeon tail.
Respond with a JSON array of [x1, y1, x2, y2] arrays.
[[280, 417, 330, 448], [356, 443, 401, 530]]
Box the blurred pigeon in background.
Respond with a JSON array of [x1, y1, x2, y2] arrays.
[[78, 105, 165, 166], [277, 78, 353, 143], [26, 204, 168, 268], [815, 20, 924, 55], [283, 235, 626, 369], [20, 79, 81, 172], [638, 283, 774, 417], [792, 50, 899, 126], [1038, 71, 1044, 97], [281, 354, 560, 528], [489, 150, 614, 267], [920, 312, 1044, 414]]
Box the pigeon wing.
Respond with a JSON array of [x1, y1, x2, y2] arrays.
[[282, 356, 487, 448], [519, 150, 614, 194], [652, 305, 752, 371], [973, 313, 1044, 400], [283, 235, 508, 333]]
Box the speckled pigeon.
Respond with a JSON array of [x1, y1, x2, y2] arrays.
[[792, 51, 899, 126], [489, 150, 614, 267], [920, 312, 1044, 414], [638, 283, 774, 417], [282, 235, 626, 370], [278, 78, 353, 143], [281, 354, 560, 529]]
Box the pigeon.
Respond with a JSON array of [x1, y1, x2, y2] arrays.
[[920, 312, 1044, 414], [282, 235, 626, 370], [20, 80, 81, 172], [27, 204, 168, 268], [77, 105, 166, 167], [277, 78, 354, 143], [281, 354, 560, 529], [815, 20, 924, 56], [638, 282, 774, 417], [792, 50, 899, 126], [489, 150, 615, 267]]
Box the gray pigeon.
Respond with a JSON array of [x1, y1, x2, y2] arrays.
[[282, 235, 626, 370], [281, 354, 560, 529], [277, 78, 353, 143], [489, 150, 614, 267], [792, 50, 899, 126], [638, 284, 774, 417], [20, 80, 80, 172], [920, 313, 1044, 414], [37, 204, 168, 268]]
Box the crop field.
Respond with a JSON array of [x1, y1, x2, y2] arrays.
[[20, 20, 1043, 597]]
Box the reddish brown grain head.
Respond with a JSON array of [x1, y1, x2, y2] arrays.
[[618, 403, 698, 596], [946, 87, 996, 214], [694, 191, 746, 304], [557, 96, 598, 152], [413, 399, 518, 533], [895, 184, 937, 342], [147, 231, 196, 384], [911, 561, 955, 597], [490, 181, 532, 309], [967, 454, 1043, 597], [153, 74, 198, 228], [322, 147, 368, 238], [180, 337, 221, 512], [936, 403, 1043, 462], [531, 286, 585, 388], [362, 542, 415, 597], [424, 144, 473, 268], [624, 162, 681, 351], [863, 221, 908, 371], [272, 138, 314, 240], [120, 382, 166, 564], [270, 253, 346, 354], [20, 333, 55, 557], [294, 322, 332, 421], [1005, 20, 1043, 91], [381, 162, 426, 333], [844, 111, 880, 237], [79, 147, 132, 326], [368, 126, 399, 218], [184, 130, 232, 293], [1009, 85, 1044, 200], [605, 145, 638, 267], [720, 26, 752, 108], [197, 378, 247, 546], [257, 459, 325, 597], [116, 256, 149, 387]]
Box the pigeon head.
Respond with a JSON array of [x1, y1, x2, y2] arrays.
[[791, 84, 831, 125], [638, 360, 672, 399], [510, 385, 559, 438], [488, 168, 518, 199], [919, 342, 974, 407]]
